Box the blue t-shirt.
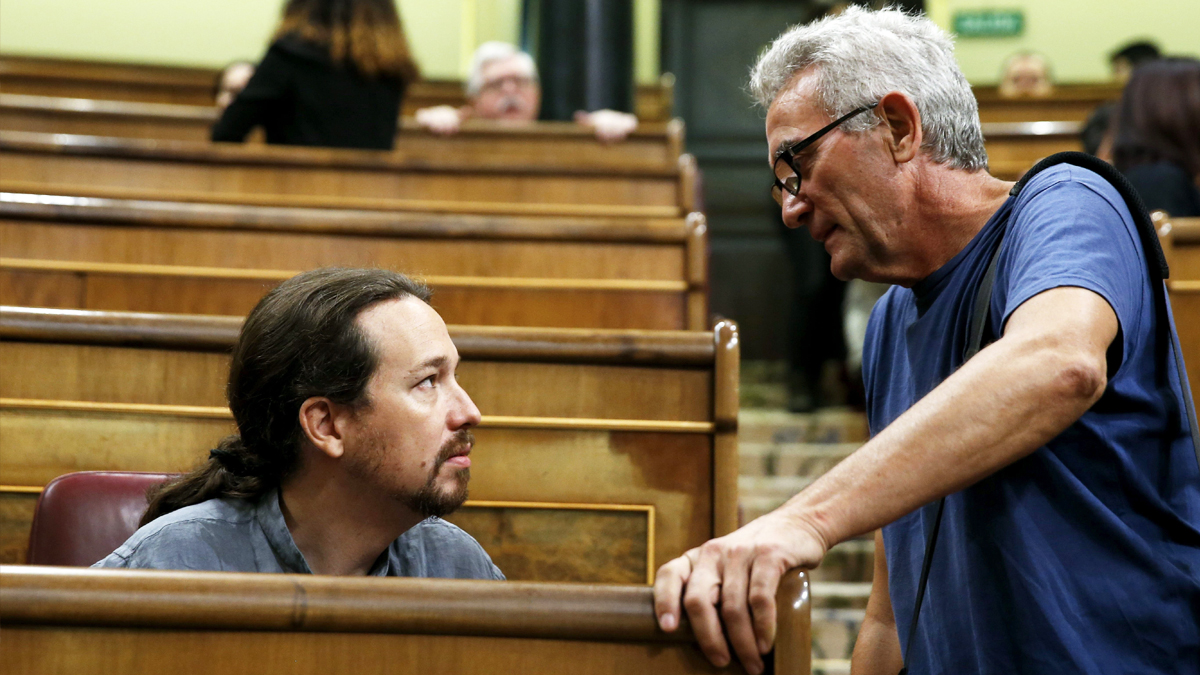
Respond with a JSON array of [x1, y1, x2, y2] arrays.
[[863, 164, 1200, 674]]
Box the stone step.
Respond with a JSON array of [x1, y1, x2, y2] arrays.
[[738, 441, 861, 477], [739, 408, 870, 445]]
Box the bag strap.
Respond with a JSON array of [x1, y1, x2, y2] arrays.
[[898, 152, 1200, 674], [897, 231, 1004, 675]]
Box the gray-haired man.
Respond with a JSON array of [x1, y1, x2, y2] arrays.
[[653, 8, 1200, 675]]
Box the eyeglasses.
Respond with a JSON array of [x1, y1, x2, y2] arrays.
[[479, 74, 536, 94], [771, 102, 879, 206]]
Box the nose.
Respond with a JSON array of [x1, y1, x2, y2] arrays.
[[779, 189, 813, 229], [449, 381, 482, 430]]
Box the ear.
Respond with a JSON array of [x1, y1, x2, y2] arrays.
[[298, 397, 349, 460], [877, 91, 923, 164]]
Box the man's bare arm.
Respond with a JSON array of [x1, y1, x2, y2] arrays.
[[850, 531, 902, 675], [654, 286, 1118, 674]]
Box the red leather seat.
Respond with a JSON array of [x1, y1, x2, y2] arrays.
[[26, 471, 176, 566]]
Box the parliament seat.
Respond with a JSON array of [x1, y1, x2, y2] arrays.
[[981, 121, 1083, 181], [1156, 213, 1200, 407], [0, 94, 687, 171], [0, 565, 811, 675], [0, 307, 740, 584], [973, 83, 1121, 124], [0, 54, 675, 121], [25, 471, 172, 566], [0, 131, 696, 214], [0, 191, 708, 330]]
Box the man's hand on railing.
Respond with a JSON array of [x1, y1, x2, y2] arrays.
[[653, 510, 828, 675]]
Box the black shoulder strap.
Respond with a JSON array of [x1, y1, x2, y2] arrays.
[[898, 152, 1200, 675]]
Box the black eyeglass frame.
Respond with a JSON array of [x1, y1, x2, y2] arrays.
[[771, 102, 879, 204]]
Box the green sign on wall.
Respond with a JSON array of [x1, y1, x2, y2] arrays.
[[953, 10, 1025, 38]]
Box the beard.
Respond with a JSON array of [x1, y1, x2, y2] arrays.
[[402, 429, 473, 518]]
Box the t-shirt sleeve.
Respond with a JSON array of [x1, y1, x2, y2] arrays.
[[997, 167, 1147, 375]]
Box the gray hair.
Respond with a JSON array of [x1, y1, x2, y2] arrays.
[[749, 7, 988, 172], [465, 42, 540, 98]]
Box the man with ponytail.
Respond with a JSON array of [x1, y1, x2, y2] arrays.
[[95, 268, 503, 579]]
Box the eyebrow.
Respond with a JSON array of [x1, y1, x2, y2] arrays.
[[772, 138, 798, 164], [408, 355, 449, 375]]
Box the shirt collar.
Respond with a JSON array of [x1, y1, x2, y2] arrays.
[[255, 489, 395, 576]]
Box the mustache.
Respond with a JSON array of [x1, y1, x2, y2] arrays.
[[434, 429, 475, 467]]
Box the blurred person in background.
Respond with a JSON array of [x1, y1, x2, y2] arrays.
[[415, 42, 639, 143], [998, 51, 1054, 98], [214, 61, 256, 112], [1113, 57, 1200, 217], [1110, 40, 1162, 85], [212, 0, 419, 150]]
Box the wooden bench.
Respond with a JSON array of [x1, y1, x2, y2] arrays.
[[1156, 213, 1200, 406], [1, 565, 811, 675], [982, 121, 1082, 181], [0, 307, 740, 583], [0, 94, 686, 171], [974, 83, 1121, 124], [0, 55, 675, 121], [0, 191, 709, 330], [0, 131, 696, 214]]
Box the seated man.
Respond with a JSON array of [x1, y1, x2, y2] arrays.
[[997, 51, 1054, 98], [95, 268, 503, 580], [415, 41, 639, 143]]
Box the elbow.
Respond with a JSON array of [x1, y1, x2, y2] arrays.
[[1050, 352, 1108, 407]]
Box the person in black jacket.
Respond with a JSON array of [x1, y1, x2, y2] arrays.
[[212, 0, 419, 150], [1113, 57, 1200, 217]]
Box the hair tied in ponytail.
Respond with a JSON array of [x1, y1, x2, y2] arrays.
[[210, 445, 248, 475]]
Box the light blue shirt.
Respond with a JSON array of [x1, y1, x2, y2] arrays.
[[94, 489, 505, 580]]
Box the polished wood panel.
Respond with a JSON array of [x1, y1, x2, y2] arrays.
[[1158, 214, 1200, 281], [982, 121, 1083, 181], [0, 55, 675, 121], [1169, 285, 1200, 408], [0, 309, 737, 577], [0, 566, 811, 674], [974, 84, 1121, 124], [0, 131, 689, 212], [0, 193, 709, 329], [0, 94, 685, 170]]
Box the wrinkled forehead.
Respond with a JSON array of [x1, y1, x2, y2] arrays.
[[764, 69, 831, 160]]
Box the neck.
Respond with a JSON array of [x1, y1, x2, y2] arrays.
[[892, 164, 1013, 286], [279, 454, 423, 576]]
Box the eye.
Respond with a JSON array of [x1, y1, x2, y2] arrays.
[[417, 374, 436, 389]]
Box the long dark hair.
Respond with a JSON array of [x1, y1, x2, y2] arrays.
[[1112, 57, 1200, 178], [274, 0, 419, 81], [141, 268, 431, 526]]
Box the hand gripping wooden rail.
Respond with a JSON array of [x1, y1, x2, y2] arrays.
[[0, 565, 811, 675]]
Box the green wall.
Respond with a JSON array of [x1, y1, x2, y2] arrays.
[[928, 0, 1200, 84], [0, 0, 659, 83]]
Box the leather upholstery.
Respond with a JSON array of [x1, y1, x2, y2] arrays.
[[26, 471, 176, 566]]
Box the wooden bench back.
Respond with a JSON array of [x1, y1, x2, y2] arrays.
[[0, 192, 709, 330], [0, 94, 686, 171], [973, 83, 1121, 124], [1156, 213, 1200, 407], [981, 121, 1083, 181], [0, 307, 740, 583], [0, 55, 675, 121], [0, 566, 810, 674], [0, 131, 696, 214]]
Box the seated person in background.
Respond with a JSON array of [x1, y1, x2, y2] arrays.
[[214, 61, 256, 112], [211, 0, 419, 150], [997, 51, 1054, 98], [1112, 57, 1200, 217], [96, 268, 503, 580], [415, 42, 639, 143], [1110, 40, 1161, 85]]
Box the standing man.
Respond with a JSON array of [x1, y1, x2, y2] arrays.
[[97, 268, 503, 580], [653, 8, 1200, 675]]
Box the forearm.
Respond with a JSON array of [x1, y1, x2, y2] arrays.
[[780, 327, 1107, 549], [850, 615, 903, 675]]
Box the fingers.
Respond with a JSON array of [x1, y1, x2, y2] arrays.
[[748, 558, 784, 656], [653, 551, 694, 632], [683, 544, 730, 668], [720, 549, 764, 674]]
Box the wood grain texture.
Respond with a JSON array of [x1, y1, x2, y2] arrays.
[[973, 84, 1122, 124], [1168, 288, 1199, 408], [0, 94, 684, 170], [0, 131, 685, 212]]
